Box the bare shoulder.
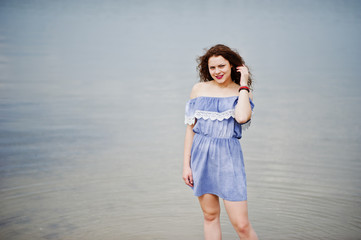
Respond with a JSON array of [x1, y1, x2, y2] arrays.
[[190, 82, 207, 99]]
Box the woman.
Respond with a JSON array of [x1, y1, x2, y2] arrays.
[[183, 44, 258, 240]]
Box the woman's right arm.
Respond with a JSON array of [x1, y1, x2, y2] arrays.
[[182, 83, 201, 187], [183, 123, 196, 187]]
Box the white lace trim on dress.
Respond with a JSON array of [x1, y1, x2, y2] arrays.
[[184, 109, 253, 131], [184, 116, 196, 125], [184, 109, 234, 125]]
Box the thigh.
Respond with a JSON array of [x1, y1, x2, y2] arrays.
[[198, 194, 220, 216], [223, 200, 249, 224]]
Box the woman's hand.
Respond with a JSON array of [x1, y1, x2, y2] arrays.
[[182, 166, 194, 187], [236, 64, 249, 86]]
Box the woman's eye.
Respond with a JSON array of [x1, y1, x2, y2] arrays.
[[219, 65, 225, 68]]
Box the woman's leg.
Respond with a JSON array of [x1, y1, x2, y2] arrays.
[[198, 194, 222, 240], [223, 200, 258, 240]]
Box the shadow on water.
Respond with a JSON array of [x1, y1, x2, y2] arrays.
[[0, 0, 361, 239]]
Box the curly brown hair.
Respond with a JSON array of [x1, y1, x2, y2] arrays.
[[197, 44, 253, 89]]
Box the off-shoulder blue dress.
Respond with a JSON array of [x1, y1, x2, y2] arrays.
[[184, 96, 254, 201]]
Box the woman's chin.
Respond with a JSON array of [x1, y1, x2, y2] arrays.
[[213, 78, 229, 85]]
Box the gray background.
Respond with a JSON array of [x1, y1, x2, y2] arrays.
[[1, 0, 360, 239]]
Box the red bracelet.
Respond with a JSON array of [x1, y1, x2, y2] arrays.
[[239, 86, 250, 92]]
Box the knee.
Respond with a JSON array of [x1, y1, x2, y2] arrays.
[[234, 220, 251, 235], [203, 210, 220, 222]]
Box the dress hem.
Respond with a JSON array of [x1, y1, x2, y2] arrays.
[[194, 191, 247, 202]]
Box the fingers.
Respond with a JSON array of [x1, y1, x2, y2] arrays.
[[183, 167, 194, 187], [183, 174, 194, 187], [189, 175, 194, 187], [185, 176, 193, 187], [236, 65, 248, 73]]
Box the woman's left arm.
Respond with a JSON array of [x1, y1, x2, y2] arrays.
[[234, 65, 253, 124]]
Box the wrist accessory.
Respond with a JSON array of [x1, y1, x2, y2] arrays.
[[239, 86, 250, 92]]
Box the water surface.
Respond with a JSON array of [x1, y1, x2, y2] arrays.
[[1, 0, 361, 239]]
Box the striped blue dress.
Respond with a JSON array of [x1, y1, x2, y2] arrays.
[[184, 96, 254, 201]]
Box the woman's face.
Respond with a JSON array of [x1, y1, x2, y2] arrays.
[[208, 55, 232, 84]]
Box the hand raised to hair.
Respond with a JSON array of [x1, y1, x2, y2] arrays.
[[236, 64, 249, 86]]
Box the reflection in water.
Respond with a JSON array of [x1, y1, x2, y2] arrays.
[[1, 0, 361, 239]]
